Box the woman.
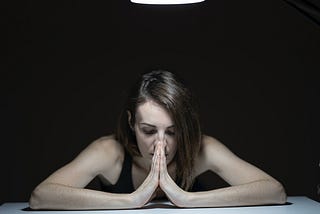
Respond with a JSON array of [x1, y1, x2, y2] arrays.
[[29, 70, 286, 210]]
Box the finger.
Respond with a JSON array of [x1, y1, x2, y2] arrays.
[[155, 141, 162, 151], [152, 148, 160, 168], [161, 142, 166, 162], [160, 140, 166, 151], [150, 151, 160, 180], [152, 146, 159, 164], [157, 141, 164, 157], [153, 147, 161, 179], [160, 143, 167, 174]]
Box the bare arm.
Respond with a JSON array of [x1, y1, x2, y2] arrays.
[[159, 135, 286, 207], [185, 179, 285, 207], [29, 136, 159, 210], [30, 183, 135, 210], [185, 136, 287, 207]]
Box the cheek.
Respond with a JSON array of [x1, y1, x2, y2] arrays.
[[166, 140, 177, 164], [135, 132, 153, 153], [167, 138, 177, 154]]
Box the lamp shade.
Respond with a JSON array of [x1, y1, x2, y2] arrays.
[[130, 0, 205, 5]]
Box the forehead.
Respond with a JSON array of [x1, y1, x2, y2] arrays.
[[135, 100, 173, 127]]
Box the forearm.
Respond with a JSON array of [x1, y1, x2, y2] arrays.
[[184, 179, 287, 208], [29, 183, 136, 210]]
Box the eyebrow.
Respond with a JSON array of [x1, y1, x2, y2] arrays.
[[140, 123, 175, 128]]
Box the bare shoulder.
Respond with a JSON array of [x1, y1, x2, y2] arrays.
[[40, 135, 124, 188], [67, 135, 125, 175], [201, 135, 221, 147], [200, 135, 230, 156], [91, 135, 123, 155], [89, 135, 125, 184], [198, 135, 277, 186], [196, 135, 235, 174], [86, 135, 124, 168]]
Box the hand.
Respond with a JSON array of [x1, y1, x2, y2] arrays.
[[130, 144, 160, 208], [158, 141, 189, 207]]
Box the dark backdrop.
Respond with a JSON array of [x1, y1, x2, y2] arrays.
[[4, 0, 320, 204]]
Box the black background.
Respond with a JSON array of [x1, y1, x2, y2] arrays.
[[4, 0, 320, 204]]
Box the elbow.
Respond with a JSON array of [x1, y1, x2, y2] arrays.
[[29, 184, 47, 210], [276, 183, 287, 204], [29, 187, 41, 210], [268, 180, 287, 204]]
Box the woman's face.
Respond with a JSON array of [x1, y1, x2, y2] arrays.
[[132, 100, 177, 164]]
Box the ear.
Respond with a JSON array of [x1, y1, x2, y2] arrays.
[[127, 110, 134, 131]]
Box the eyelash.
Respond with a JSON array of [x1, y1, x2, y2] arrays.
[[143, 130, 157, 135], [166, 131, 175, 136], [142, 130, 175, 136]]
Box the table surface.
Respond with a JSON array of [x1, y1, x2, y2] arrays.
[[1, 196, 319, 214]]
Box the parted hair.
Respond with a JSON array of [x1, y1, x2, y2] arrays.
[[115, 70, 201, 190]]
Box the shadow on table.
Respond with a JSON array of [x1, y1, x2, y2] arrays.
[[141, 200, 178, 209], [142, 200, 293, 209], [21, 202, 292, 211]]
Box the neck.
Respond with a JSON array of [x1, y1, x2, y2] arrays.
[[132, 156, 152, 172]]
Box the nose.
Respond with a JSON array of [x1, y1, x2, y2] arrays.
[[154, 132, 167, 151], [157, 132, 164, 141], [156, 132, 167, 145]]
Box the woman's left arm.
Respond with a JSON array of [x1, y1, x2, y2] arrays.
[[159, 136, 287, 208]]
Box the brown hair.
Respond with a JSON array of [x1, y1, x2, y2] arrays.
[[115, 70, 201, 190]]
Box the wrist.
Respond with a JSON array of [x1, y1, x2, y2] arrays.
[[129, 191, 149, 208], [170, 189, 192, 208], [128, 192, 141, 208]]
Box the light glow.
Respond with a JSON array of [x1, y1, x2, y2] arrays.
[[131, 0, 205, 5]]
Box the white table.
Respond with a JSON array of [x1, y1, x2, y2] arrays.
[[1, 196, 319, 214]]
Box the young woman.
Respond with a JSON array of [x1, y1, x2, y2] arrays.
[[29, 70, 286, 210]]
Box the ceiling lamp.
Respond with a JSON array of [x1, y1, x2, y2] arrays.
[[131, 0, 205, 5]]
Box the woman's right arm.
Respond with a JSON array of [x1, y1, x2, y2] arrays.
[[29, 137, 159, 210]]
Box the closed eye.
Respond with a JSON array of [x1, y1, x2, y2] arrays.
[[143, 129, 157, 135], [166, 130, 175, 136]]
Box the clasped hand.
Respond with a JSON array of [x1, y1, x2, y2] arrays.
[[132, 141, 188, 208]]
